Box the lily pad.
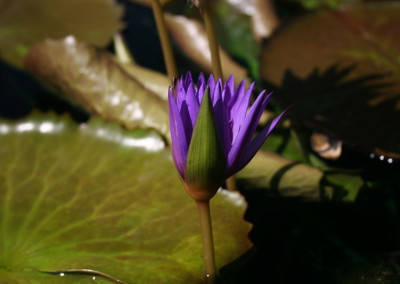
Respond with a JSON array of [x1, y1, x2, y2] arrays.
[[0, 0, 123, 68], [119, 63, 171, 101], [260, 3, 400, 161], [24, 36, 171, 140], [127, 0, 175, 7], [249, 0, 280, 41], [236, 150, 324, 201], [112, 33, 171, 101], [287, 0, 362, 10], [0, 113, 252, 283]]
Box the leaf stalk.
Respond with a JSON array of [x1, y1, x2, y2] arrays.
[[200, 0, 237, 191]]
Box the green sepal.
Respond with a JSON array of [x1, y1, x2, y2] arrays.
[[185, 87, 226, 201]]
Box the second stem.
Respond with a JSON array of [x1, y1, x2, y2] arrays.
[[201, 0, 237, 191]]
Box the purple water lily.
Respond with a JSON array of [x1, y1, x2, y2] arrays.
[[169, 72, 290, 188]]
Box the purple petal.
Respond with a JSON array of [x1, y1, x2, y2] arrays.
[[176, 80, 185, 110], [197, 82, 205, 104], [168, 89, 188, 178], [228, 79, 245, 110], [224, 75, 234, 101], [179, 100, 192, 143], [211, 81, 231, 155], [222, 82, 232, 105], [171, 77, 177, 97], [212, 79, 222, 106], [206, 74, 215, 101], [197, 72, 205, 87], [230, 82, 254, 141], [213, 96, 232, 159], [183, 72, 193, 90], [227, 91, 272, 172], [186, 82, 200, 129], [231, 106, 291, 175]]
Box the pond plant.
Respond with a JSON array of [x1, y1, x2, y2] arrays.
[[1, 0, 400, 283], [169, 71, 289, 281]]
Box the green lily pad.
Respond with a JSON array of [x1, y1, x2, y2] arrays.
[[322, 172, 364, 201], [287, 0, 362, 10], [248, 125, 364, 202], [0, 113, 252, 283], [24, 37, 171, 140], [236, 150, 324, 201], [260, 3, 400, 161], [0, 0, 123, 69]]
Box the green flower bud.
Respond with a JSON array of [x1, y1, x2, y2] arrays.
[[184, 87, 226, 201]]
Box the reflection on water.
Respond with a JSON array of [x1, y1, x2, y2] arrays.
[[80, 123, 165, 152], [0, 120, 165, 152], [369, 153, 394, 164], [217, 188, 246, 207], [42, 269, 127, 283], [0, 121, 64, 134]]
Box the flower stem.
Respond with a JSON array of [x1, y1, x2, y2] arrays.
[[225, 176, 236, 191], [196, 200, 217, 283], [200, 0, 238, 192], [151, 0, 178, 81], [201, 0, 223, 80]]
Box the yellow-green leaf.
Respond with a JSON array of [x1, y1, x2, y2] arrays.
[[0, 113, 252, 283]]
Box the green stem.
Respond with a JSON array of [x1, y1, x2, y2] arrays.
[[196, 200, 217, 283], [201, 0, 223, 80], [151, 0, 178, 81], [201, 0, 238, 192], [225, 177, 236, 191]]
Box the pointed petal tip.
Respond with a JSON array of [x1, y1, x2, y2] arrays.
[[208, 73, 215, 83], [229, 105, 291, 176], [226, 74, 234, 84], [245, 81, 255, 92], [286, 104, 294, 111], [172, 76, 178, 88], [258, 89, 267, 97], [168, 87, 175, 102], [261, 91, 274, 106], [237, 78, 246, 87], [197, 72, 205, 83]]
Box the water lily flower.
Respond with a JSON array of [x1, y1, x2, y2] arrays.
[[169, 72, 290, 201]]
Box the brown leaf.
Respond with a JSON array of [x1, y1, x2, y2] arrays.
[[165, 13, 249, 84], [25, 36, 170, 140], [260, 3, 400, 161]]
